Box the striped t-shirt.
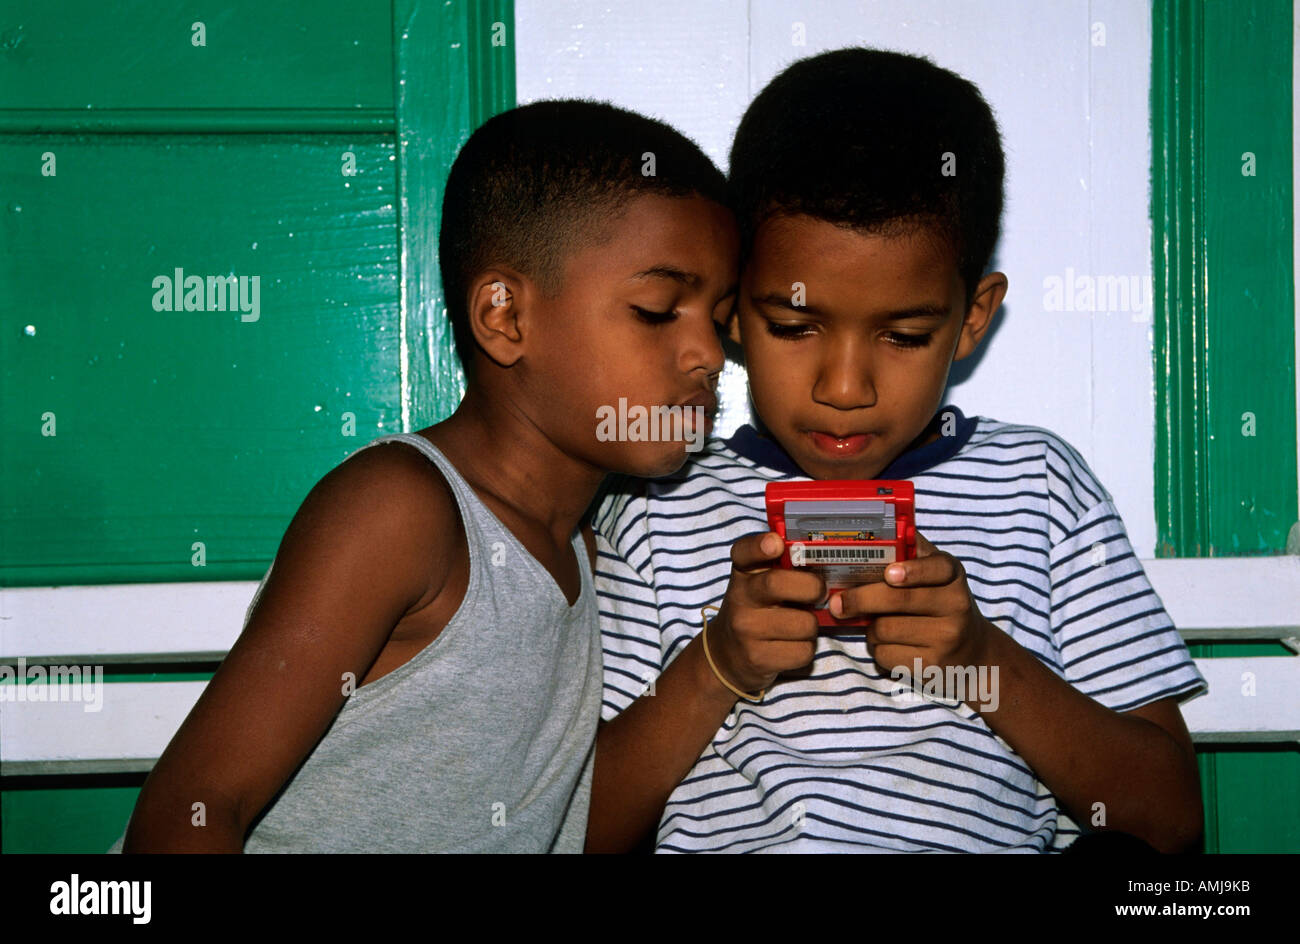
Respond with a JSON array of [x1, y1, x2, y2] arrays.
[[592, 406, 1207, 853]]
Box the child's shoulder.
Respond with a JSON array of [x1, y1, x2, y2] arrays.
[[301, 433, 464, 582], [958, 415, 1116, 521], [331, 433, 460, 520], [964, 414, 1086, 459]]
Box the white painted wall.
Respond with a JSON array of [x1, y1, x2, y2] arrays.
[[517, 0, 1163, 555]]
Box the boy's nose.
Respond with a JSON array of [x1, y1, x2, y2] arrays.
[[682, 314, 727, 378], [813, 343, 876, 410]]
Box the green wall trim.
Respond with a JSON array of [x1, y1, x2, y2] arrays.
[[1152, 0, 1209, 560], [393, 0, 516, 430], [1154, 0, 1300, 558], [467, 0, 518, 132], [1151, 0, 1299, 854]]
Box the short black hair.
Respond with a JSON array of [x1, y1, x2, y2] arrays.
[[729, 48, 1005, 299], [439, 99, 728, 372]]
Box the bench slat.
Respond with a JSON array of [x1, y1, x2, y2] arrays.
[[0, 681, 205, 776], [1143, 557, 1300, 629], [3, 558, 1295, 661], [1182, 658, 1300, 744], [1, 581, 258, 663]]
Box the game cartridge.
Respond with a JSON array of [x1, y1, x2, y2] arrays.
[[765, 480, 916, 628]]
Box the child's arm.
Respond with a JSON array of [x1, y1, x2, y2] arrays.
[[957, 626, 1200, 850], [122, 444, 460, 852], [832, 533, 1203, 853], [585, 532, 823, 853]]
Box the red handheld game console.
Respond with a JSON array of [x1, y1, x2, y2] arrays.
[[764, 480, 916, 628]]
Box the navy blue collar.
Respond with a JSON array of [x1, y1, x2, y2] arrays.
[[723, 405, 977, 479]]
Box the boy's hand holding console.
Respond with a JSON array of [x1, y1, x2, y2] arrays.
[[766, 480, 917, 627], [704, 480, 996, 708]]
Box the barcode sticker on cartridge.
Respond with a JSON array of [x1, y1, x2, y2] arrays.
[[789, 543, 896, 590], [791, 543, 895, 565]]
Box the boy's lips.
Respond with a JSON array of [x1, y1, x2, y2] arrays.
[[679, 391, 717, 431], [806, 430, 874, 458], [679, 390, 717, 414]]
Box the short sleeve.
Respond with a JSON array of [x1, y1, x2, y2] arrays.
[[592, 483, 665, 721], [1051, 499, 1208, 712]]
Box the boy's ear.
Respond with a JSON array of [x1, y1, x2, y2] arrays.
[[954, 271, 1007, 361], [466, 268, 532, 368]]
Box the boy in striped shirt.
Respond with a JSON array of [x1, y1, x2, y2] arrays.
[[584, 48, 1207, 853]]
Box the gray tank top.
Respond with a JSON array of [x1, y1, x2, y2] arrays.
[[112, 432, 603, 853]]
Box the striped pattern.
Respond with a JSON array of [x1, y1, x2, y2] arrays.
[[593, 417, 1207, 853]]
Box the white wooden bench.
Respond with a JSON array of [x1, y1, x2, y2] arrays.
[[1143, 557, 1299, 743], [2, 557, 1297, 775], [1, 579, 256, 775]]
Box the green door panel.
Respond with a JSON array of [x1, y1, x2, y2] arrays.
[[0, 2, 393, 116], [2, 135, 401, 585]]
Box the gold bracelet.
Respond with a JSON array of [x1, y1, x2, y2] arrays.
[[700, 605, 765, 703]]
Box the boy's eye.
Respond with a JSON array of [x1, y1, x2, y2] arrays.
[[631, 305, 677, 325], [765, 321, 814, 340], [885, 332, 934, 349]]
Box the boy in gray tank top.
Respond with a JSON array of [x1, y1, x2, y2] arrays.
[[112, 100, 738, 853]]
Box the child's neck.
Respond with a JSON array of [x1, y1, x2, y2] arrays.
[[420, 387, 604, 544]]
